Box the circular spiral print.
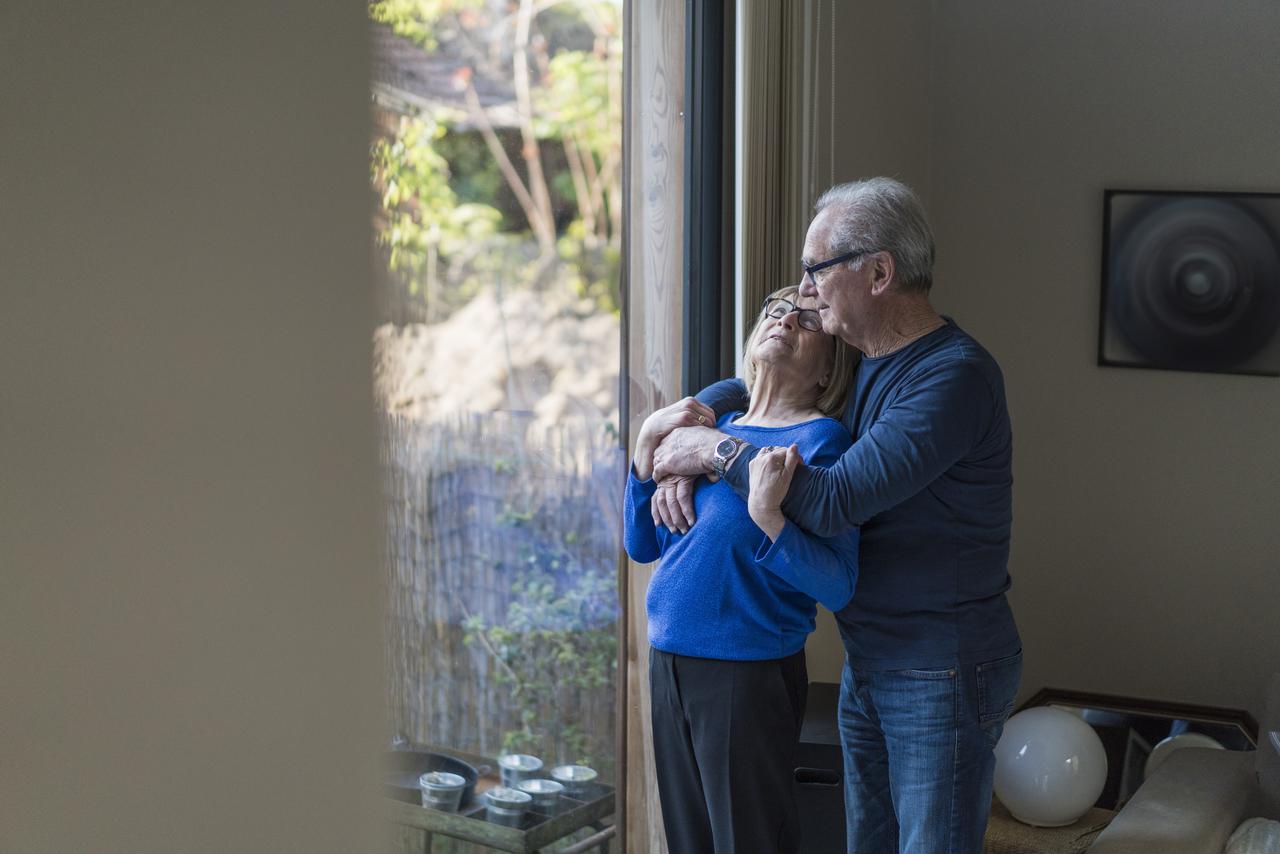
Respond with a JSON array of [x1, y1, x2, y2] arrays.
[[1109, 197, 1280, 370]]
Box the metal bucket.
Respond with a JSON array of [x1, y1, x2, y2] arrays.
[[484, 786, 533, 826], [419, 771, 467, 812]]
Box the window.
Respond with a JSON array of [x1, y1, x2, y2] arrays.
[[369, 1, 623, 846]]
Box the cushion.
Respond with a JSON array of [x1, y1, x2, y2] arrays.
[[1088, 748, 1255, 854]]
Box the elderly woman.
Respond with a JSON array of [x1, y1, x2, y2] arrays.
[[624, 285, 860, 854]]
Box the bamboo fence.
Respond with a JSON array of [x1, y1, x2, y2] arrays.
[[381, 411, 623, 779]]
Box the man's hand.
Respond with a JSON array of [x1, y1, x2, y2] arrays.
[[649, 425, 737, 532], [650, 475, 696, 534], [633, 397, 717, 481], [651, 425, 722, 481], [748, 444, 800, 541]]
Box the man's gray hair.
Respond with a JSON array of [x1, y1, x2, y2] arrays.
[[814, 177, 935, 292]]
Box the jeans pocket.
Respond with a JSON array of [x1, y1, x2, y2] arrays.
[[898, 667, 957, 680], [975, 650, 1022, 726]]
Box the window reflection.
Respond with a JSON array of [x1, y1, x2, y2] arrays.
[[369, 0, 624, 818]]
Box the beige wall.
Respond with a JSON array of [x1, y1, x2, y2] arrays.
[[0, 4, 385, 852], [811, 0, 1280, 720]]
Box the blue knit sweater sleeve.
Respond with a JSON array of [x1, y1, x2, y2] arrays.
[[754, 522, 858, 611], [622, 468, 663, 564], [749, 421, 859, 610]]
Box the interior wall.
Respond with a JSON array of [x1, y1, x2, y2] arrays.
[[816, 0, 1280, 719], [929, 0, 1280, 723], [0, 4, 384, 852]]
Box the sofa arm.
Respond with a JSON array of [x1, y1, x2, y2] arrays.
[[1088, 748, 1254, 854]]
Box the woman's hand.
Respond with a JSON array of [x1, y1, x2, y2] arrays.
[[748, 444, 800, 541], [650, 475, 696, 534], [633, 397, 717, 481]]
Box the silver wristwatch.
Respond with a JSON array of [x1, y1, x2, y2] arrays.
[[711, 436, 745, 478]]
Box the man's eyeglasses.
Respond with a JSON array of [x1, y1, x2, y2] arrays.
[[762, 297, 823, 332], [803, 250, 868, 287]]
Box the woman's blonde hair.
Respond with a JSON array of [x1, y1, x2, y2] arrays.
[[742, 285, 858, 418]]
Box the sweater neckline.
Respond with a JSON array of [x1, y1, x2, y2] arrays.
[[726, 412, 835, 431], [859, 316, 956, 363]]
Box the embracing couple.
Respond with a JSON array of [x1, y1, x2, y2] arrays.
[[623, 177, 1022, 854]]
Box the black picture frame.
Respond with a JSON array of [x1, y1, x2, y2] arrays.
[[1018, 687, 1259, 743], [1099, 189, 1280, 377]]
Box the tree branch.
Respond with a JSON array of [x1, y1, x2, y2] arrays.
[[574, 131, 605, 236], [562, 136, 595, 235], [462, 78, 547, 249], [454, 594, 522, 687], [512, 0, 557, 259]]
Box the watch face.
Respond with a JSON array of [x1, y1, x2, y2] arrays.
[[715, 438, 738, 458]]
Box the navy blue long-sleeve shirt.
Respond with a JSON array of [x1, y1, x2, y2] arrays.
[[698, 318, 1020, 670], [624, 413, 859, 661]]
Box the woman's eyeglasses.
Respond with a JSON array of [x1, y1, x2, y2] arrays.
[[762, 297, 823, 332]]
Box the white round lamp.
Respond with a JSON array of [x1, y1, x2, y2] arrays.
[[993, 706, 1109, 827]]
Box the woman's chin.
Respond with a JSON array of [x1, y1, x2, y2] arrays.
[[754, 339, 793, 358], [751, 352, 786, 371]]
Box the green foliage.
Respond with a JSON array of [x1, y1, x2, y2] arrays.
[[369, 0, 486, 51], [433, 130, 509, 226], [370, 0, 622, 317], [374, 114, 452, 214], [530, 2, 598, 55], [536, 48, 621, 155], [460, 464, 619, 770], [557, 219, 621, 314], [371, 115, 501, 283], [466, 554, 617, 765]]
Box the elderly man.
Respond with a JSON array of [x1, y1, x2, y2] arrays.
[[650, 177, 1021, 853]]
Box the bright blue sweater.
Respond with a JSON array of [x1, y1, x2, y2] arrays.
[[699, 319, 1021, 670], [624, 413, 859, 661]]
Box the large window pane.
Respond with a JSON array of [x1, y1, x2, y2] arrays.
[[370, 1, 623, 849]]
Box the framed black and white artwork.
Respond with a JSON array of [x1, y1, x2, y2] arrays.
[[1100, 190, 1280, 377]]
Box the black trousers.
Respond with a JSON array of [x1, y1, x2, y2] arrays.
[[649, 647, 808, 854]]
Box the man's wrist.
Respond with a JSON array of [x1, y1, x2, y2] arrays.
[[702, 437, 719, 473], [699, 433, 720, 477], [709, 434, 745, 478]]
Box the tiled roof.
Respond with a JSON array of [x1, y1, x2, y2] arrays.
[[370, 22, 519, 127]]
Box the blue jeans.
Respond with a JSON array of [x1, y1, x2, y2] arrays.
[[838, 651, 1022, 854]]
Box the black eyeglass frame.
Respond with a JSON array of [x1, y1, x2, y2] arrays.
[[803, 249, 869, 286], [760, 297, 824, 332]]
